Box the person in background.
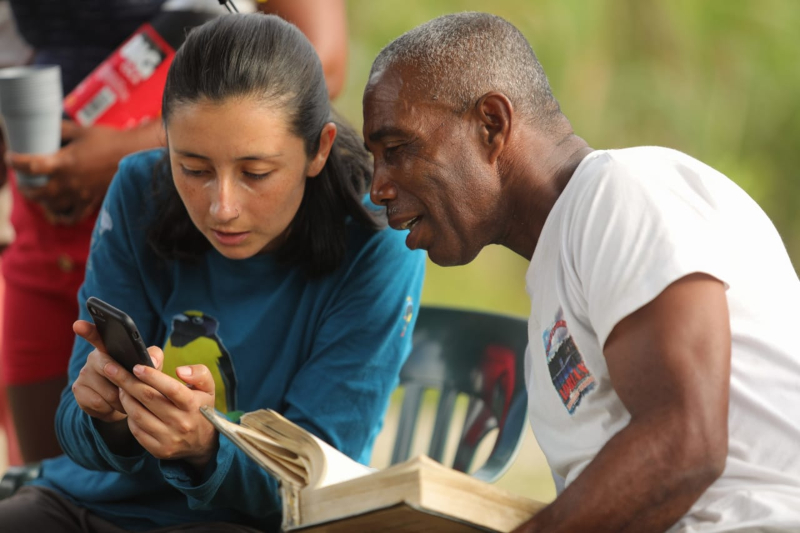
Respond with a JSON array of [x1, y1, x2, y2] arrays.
[[1, 0, 348, 464], [0, 0, 33, 469], [0, 13, 424, 531], [254, 0, 347, 99], [363, 12, 800, 532]]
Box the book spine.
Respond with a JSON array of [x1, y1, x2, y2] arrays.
[[280, 483, 302, 530]]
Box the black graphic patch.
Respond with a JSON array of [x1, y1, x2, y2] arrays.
[[542, 308, 595, 414]]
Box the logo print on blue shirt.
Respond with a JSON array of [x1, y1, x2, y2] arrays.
[[543, 307, 595, 414], [163, 311, 238, 415], [400, 295, 414, 337]]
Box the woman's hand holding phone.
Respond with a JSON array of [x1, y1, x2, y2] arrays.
[[73, 319, 219, 470], [72, 319, 147, 424], [117, 356, 220, 471]]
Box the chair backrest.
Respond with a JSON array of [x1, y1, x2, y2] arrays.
[[391, 305, 529, 483], [0, 463, 41, 500]]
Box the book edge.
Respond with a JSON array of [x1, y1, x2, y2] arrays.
[[284, 501, 497, 532], [284, 455, 544, 531]]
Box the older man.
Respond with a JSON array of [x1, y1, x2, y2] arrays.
[[363, 12, 800, 533]]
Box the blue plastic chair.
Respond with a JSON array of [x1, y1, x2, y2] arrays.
[[391, 305, 529, 483], [0, 463, 40, 500]]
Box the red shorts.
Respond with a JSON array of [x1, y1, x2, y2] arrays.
[[1, 277, 83, 384], [0, 175, 95, 385]]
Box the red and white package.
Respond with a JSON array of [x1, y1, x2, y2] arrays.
[[63, 23, 175, 129]]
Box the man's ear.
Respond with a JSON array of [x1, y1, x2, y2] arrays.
[[307, 122, 338, 178], [475, 92, 512, 164]]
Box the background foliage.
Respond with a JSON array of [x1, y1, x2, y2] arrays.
[[338, 0, 800, 319]]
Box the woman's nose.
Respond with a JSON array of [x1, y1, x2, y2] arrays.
[[210, 181, 241, 223]]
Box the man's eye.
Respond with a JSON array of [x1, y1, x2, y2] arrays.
[[383, 145, 403, 160]]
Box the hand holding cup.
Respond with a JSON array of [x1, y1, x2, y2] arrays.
[[0, 65, 63, 188]]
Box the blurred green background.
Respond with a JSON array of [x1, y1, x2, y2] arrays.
[[337, 0, 800, 318], [336, 0, 800, 502]]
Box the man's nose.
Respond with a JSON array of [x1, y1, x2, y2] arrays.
[[370, 165, 398, 206]]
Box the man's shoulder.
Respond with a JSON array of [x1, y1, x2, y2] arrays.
[[575, 146, 692, 178], [566, 146, 708, 204]]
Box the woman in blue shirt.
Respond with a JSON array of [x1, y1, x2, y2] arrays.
[[0, 14, 425, 532]]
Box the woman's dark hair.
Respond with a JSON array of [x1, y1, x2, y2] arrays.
[[147, 14, 379, 277]]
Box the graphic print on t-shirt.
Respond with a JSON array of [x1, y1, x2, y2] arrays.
[[162, 311, 238, 415], [543, 307, 595, 414]]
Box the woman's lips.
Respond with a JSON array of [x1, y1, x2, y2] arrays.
[[212, 230, 249, 246]]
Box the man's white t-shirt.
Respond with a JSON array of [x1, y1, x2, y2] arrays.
[[525, 147, 800, 531]]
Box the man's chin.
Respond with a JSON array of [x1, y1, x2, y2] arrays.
[[427, 245, 480, 267]]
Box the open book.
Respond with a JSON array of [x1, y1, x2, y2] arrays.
[[201, 406, 546, 532]]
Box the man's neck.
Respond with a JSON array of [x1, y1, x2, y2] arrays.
[[497, 130, 593, 260]]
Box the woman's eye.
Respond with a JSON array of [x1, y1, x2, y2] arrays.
[[243, 170, 272, 180], [179, 165, 208, 177]]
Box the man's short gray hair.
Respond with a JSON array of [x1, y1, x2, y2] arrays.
[[370, 12, 561, 127]]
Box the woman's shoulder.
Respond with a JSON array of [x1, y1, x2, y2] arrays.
[[116, 148, 168, 188], [101, 148, 168, 232], [327, 205, 425, 303], [106, 147, 167, 210], [344, 199, 424, 270]]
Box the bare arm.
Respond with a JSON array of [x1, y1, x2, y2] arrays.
[[0, 129, 7, 188], [9, 119, 165, 224], [515, 273, 731, 532], [257, 0, 347, 99]]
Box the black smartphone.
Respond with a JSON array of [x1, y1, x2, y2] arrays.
[[85, 296, 154, 373]]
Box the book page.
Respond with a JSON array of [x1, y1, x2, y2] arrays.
[[202, 406, 372, 490], [201, 407, 308, 487], [241, 409, 373, 489], [310, 436, 374, 488], [238, 431, 307, 480]]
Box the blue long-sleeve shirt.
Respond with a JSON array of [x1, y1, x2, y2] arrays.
[[32, 149, 426, 531]]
